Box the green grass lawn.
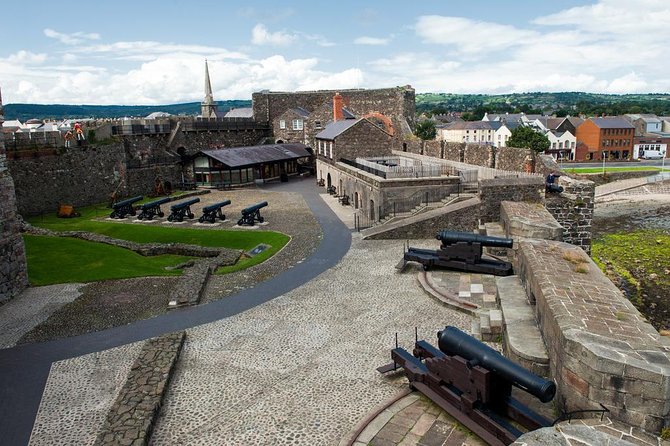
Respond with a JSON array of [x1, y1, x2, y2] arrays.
[[27, 202, 291, 283], [562, 166, 666, 174], [24, 234, 191, 286]]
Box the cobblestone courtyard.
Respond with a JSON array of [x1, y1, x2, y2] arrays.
[[28, 233, 472, 445]]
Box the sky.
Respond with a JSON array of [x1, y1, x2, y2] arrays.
[[1, 0, 668, 105]]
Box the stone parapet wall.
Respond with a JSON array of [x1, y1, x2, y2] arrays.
[[94, 331, 185, 446], [362, 197, 480, 239], [517, 239, 670, 433], [500, 201, 563, 241], [0, 172, 28, 303], [170, 128, 270, 155], [443, 142, 464, 162], [496, 147, 534, 172], [463, 144, 494, 167], [479, 177, 545, 224], [423, 140, 442, 158], [544, 176, 595, 254]]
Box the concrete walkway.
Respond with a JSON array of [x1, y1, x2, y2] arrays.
[[0, 178, 352, 446], [594, 174, 660, 198]]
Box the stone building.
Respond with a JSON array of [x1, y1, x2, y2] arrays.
[[253, 86, 415, 142], [0, 87, 29, 303]]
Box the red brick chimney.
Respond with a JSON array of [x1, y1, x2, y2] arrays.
[[333, 92, 344, 121]]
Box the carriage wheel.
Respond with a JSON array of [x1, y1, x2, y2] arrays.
[[198, 216, 205, 223], [188, 212, 194, 219], [168, 215, 174, 222], [237, 219, 244, 226], [258, 216, 264, 223], [209, 215, 216, 223], [177, 215, 183, 222], [130, 209, 136, 216], [158, 211, 164, 217], [110, 212, 116, 218]]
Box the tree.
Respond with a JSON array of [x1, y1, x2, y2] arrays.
[[415, 120, 437, 140], [506, 126, 550, 153]]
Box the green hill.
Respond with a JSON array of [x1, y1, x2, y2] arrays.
[[3, 100, 252, 121]]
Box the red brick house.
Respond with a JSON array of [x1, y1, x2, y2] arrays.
[[574, 117, 634, 161]]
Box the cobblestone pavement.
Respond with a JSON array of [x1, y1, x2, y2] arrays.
[[30, 234, 473, 445], [201, 186, 321, 303], [0, 283, 83, 348]]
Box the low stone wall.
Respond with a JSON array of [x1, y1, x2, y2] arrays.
[[443, 142, 464, 162], [362, 197, 480, 239], [479, 177, 545, 224], [544, 176, 595, 254], [423, 140, 442, 158], [94, 331, 185, 446], [517, 239, 670, 433], [496, 147, 533, 172], [500, 201, 563, 241]]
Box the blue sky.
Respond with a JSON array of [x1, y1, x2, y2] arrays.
[[0, 0, 668, 105]]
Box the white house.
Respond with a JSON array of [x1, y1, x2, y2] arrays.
[[438, 121, 495, 144], [546, 131, 576, 160]]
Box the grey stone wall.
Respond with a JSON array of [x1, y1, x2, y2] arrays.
[[544, 176, 595, 254], [170, 128, 270, 155], [500, 201, 563, 241], [363, 197, 481, 239], [496, 147, 534, 172], [0, 99, 30, 302], [517, 239, 670, 433], [423, 140, 442, 158], [401, 138, 423, 155], [443, 142, 464, 162], [333, 120, 393, 161], [463, 144, 494, 167], [479, 177, 545, 224]]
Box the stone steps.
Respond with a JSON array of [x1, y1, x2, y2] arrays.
[[496, 275, 550, 377]]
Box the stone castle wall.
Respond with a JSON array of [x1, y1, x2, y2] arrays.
[[463, 144, 494, 167], [544, 176, 595, 254], [479, 177, 545, 223], [496, 147, 534, 172], [0, 104, 29, 303], [170, 129, 270, 155]]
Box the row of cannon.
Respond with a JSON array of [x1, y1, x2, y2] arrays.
[[109, 196, 268, 226]]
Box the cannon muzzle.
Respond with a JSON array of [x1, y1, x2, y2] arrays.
[[436, 230, 513, 248], [242, 201, 268, 215], [437, 326, 555, 403]]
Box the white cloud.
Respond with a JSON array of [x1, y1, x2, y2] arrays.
[[354, 37, 390, 46], [6, 50, 47, 64], [44, 28, 100, 45], [251, 24, 297, 46], [415, 16, 538, 54]]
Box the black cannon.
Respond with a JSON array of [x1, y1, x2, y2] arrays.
[[237, 201, 268, 226], [168, 198, 200, 222], [379, 326, 556, 446], [110, 196, 143, 219], [404, 230, 513, 276], [137, 197, 171, 220], [198, 200, 231, 223]]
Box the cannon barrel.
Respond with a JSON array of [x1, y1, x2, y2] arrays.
[[437, 326, 555, 403], [203, 200, 231, 213], [241, 201, 268, 215], [171, 197, 200, 210], [436, 230, 513, 248], [140, 197, 171, 209], [112, 196, 143, 209]]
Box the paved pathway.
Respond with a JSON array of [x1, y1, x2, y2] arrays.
[[0, 178, 352, 446], [594, 174, 666, 198]]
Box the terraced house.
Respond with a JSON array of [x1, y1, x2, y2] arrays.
[[574, 117, 635, 161]]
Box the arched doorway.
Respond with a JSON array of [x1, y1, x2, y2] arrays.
[[354, 192, 359, 209], [339, 179, 343, 197], [370, 199, 375, 221], [327, 173, 332, 189]]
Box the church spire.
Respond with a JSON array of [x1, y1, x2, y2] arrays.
[[201, 60, 218, 118]]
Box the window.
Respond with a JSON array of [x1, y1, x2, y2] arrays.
[[292, 119, 303, 130], [315, 120, 322, 129], [279, 120, 286, 129], [329, 142, 333, 159]]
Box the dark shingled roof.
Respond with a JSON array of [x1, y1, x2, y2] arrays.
[[201, 143, 311, 168], [444, 121, 494, 131], [589, 117, 635, 129], [315, 119, 361, 140]]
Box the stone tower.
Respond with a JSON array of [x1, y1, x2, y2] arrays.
[[200, 60, 218, 119], [0, 86, 29, 303]]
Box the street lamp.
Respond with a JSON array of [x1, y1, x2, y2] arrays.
[[602, 150, 606, 175]]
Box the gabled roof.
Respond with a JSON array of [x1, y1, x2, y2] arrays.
[[201, 143, 311, 168], [536, 117, 563, 130], [443, 121, 494, 131], [342, 107, 356, 119], [223, 107, 253, 118], [588, 117, 635, 129], [561, 116, 584, 127], [315, 118, 362, 140]]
